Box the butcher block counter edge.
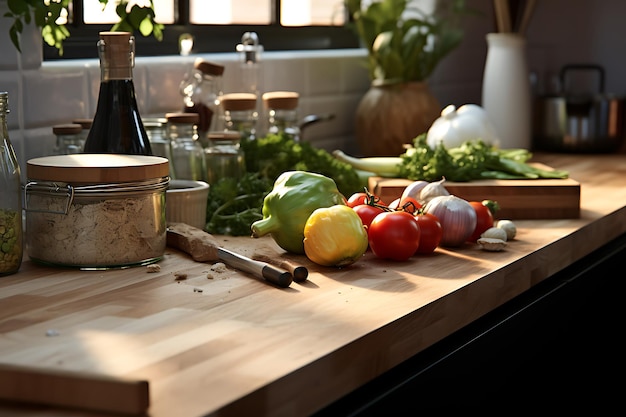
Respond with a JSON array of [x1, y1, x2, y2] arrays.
[[0, 153, 625, 417]]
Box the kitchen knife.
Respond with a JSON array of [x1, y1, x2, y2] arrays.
[[166, 223, 292, 288]]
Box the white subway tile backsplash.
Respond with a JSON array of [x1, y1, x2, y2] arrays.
[[22, 68, 89, 127], [0, 72, 20, 130]]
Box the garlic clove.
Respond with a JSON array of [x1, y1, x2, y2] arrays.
[[480, 226, 508, 242], [496, 219, 517, 240], [477, 237, 507, 251]]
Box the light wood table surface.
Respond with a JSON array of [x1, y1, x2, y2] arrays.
[[0, 153, 625, 417]]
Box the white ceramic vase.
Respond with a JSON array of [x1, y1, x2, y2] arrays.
[[481, 33, 531, 150]]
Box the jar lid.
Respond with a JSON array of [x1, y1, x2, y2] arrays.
[[52, 123, 83, 135], [262, 91, 299, 110], [194, 60, 225, 76], [27, 154, 169, 183], [208, 131, 241, 141], [221, 93, 257, 111], [72, 118, 93, 129], [165, 112, 199, 124]]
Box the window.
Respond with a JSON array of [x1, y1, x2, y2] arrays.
[[44, 0, 358, 60]]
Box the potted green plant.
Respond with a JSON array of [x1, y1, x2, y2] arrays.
[[4, 0, 163, 55], [345, 0, 468, 156]]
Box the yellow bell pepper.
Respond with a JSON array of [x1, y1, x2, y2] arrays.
[[303, 205, 368, 267]]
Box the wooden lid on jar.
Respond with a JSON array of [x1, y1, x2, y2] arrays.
[[221, 93, 257, 111], [262, 91, 299, 110], [208, 131, 241, 141], [27, 154, 169, 184], [165, 112, 199, 124], [52, 123, 83, 135], [194, 60, 225, 76], [72, 118, 93, 129]]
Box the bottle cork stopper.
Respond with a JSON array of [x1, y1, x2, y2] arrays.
[[165, 112, 200, 124], [221, 93, 257, 111], [194, 60, 225, 76], [53, 123, 83, 135], [262, 91, 299, 110], [98, 32, 134, 79]]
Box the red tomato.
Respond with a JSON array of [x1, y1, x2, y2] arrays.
[[368, 211, 421, 261], [353, 204, 385, 229], [467, 201, 495, 242], [397, 196, 422, 214], [414, 213, 443, 254], [346, 192, 369, 208]]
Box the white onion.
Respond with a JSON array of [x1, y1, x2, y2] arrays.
[[424, 195, 477, 247]]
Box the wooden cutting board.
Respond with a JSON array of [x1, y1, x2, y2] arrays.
[[368, 164, 581, 219]]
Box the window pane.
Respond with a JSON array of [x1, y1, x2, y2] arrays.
[[83, 0, 175, 24], [190, 0, 272, 24], [281, 0, 346, 26]]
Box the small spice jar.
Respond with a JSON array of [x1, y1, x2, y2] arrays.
[[24, 154, 169, 269], [262, 91, 300, 142], [143, 117, 171, 161], [204, 131, 245, 185], [220, 92, 258, 141], [52, 123, 83, 155], [71, 118, 93, 149], [166, 112, 206, 181]]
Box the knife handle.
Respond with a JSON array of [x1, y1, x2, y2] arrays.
[[261, 264, 294, 288]]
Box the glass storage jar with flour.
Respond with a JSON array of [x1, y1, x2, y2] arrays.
[[24, 154, 169, 269]]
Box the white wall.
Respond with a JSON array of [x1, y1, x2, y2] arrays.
[[2, 0, 625, 172]]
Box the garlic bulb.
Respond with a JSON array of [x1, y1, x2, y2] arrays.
[[418, 177, 450, 205], [426, 104, 500, 149]]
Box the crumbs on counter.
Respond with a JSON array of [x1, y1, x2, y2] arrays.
[[146, 264, 161, 273], [174, 272, 188, 281], [210, 262, 227, 272]]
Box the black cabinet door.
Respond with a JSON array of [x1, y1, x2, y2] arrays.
[[314, 233, 626, 415]]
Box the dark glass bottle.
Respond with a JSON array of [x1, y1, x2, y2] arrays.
[[0, 91, 23, 276], [83, 32, 152, 155]]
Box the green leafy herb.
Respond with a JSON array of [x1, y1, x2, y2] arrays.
[[398, 134, 569, 181], [205, 133, 363, 236]]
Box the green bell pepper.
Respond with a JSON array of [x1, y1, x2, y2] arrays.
[[251, 171, 346, 254]]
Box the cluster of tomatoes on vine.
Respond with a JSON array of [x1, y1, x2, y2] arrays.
[[345, 189, 496, 262]]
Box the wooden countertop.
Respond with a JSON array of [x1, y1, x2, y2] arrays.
[[1, 153, 626, 417]]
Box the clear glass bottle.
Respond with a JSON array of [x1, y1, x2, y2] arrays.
[[53, 123, 83, 155], [167, 112, 206, 181], [236, 32, 263, 111], [262, 91, 300, 142], [204, 131, 245, 185], [0, 91, 23, 276], [83, 31, 152, 155], [221, 93, 258, 141], [179, 59, 225, 146]]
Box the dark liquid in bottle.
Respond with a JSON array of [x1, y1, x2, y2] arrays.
[[183, 102, 213, 134], [84, 79, 152, 155]]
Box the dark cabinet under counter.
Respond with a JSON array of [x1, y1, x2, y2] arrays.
[[315, 232, 626, 415]]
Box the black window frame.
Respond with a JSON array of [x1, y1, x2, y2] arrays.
[[43, 0, 360, 61]]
